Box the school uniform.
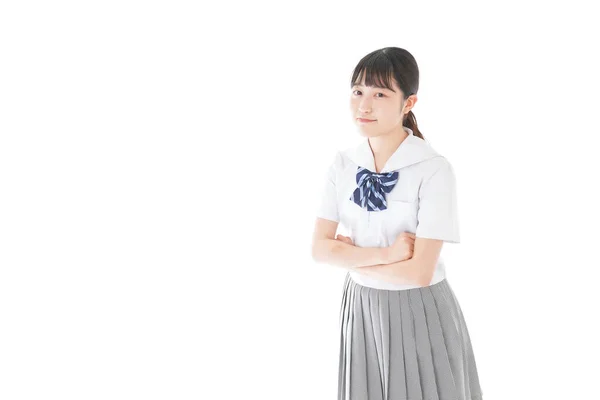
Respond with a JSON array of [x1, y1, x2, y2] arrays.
[[316, 126, 484, 400]]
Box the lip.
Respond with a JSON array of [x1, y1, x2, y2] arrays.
[[357, 118, 376, 123]]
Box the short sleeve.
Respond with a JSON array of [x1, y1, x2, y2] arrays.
[[315, 152, 340, 222], [415, 160, 460, 243]]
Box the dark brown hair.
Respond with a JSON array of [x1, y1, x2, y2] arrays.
[[350, 47, 424, 140]]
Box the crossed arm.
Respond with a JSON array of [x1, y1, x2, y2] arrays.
[[311, 218, 443, 287]]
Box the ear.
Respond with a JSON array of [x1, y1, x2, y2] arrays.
[[402, 94, 418, 114]]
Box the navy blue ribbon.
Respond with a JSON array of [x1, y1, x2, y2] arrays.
[[350, 166, 399, 211]]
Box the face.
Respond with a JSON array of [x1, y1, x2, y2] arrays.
[[350, 74, 417, 137]]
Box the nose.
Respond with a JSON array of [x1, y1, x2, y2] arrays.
[[358, 98, 372, 113]]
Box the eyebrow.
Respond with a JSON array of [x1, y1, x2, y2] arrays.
[[353, 83, 390, 90]]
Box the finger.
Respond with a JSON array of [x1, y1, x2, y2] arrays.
[[338, 235, 353, 244]]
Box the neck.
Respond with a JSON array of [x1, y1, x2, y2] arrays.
[[368, 127, 409, 173], [369, 128, 408, 155]]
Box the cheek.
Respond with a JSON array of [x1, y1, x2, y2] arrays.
[[377, 107, 402, 123]]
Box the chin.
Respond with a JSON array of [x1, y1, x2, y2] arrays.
[[358, 131, 378, 138], [357, 126, 378, 136]]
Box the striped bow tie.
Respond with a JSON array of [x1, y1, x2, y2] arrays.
[[350, 167, 399, 211]]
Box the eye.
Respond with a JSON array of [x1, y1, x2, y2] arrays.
[[352, 90, 385, 98]]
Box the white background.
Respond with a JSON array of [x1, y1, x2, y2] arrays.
[[1, 1, 599, 399]]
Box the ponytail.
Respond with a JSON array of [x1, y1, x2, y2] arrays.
[[403, 110, 424, 140]]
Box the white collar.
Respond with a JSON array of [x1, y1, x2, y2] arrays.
[[344, 127, 441, 173]]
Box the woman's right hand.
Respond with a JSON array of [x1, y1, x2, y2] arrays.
[[386, 232, 416, 263], [335, 234, 354, 245]]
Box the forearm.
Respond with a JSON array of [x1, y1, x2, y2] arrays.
[[312, 239, 390, 269], [349, 257, 424, 286]]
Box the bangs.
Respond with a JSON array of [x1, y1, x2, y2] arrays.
[[351, 54, 397, 93]]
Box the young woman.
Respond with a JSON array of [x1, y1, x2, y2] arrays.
[[312, 47, 484, 400]]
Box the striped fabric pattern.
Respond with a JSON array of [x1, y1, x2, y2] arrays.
[[350, 166, 399, 211]]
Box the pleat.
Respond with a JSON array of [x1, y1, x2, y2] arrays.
[[351, 283, 369, 399], [338, 272, 483, 400], [433, 281, 467, 397], [338, 274, 351, 400], [355, 286, 383, 399], [421, 286, 459, 397], [398, 289, 422, 399], [438, 281, 484, 400], [408, 287, 440, 399], [367, 289, 386, 400], [387, 289, 408, 399], [378, 290, 390, 397]]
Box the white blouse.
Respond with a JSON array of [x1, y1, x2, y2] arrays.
[[315, 126, 460, 290]]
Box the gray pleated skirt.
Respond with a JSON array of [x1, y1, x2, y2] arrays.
[[338, 272, 483, 400]]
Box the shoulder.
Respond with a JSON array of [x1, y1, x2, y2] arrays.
[[416, 155, 457, 183], [325, 150, 343, 171], [327, 148, 355, 173], [423, 155, 454, 171]]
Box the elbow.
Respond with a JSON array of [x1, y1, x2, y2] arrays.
[[413, 259, 436, 287], [418, 275, 433, 287], [419, 267, 436, 287], [312, 238, 337, 264], [311, 248, 321, 263], [311, 240, 325, 263]]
